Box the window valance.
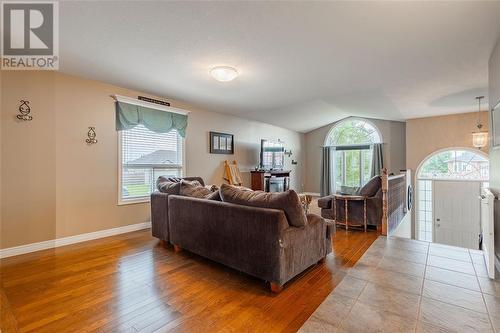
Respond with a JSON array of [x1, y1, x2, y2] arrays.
[[114, 95, 188, 137]]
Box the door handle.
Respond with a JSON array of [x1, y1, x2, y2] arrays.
[[436, 218, 440, 221]]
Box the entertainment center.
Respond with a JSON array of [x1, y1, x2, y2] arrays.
[[250, 169, 291, 192], [250, 139, 291, 192]]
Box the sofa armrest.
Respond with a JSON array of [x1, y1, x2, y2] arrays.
[[151, 191, 170, 241], [279, 213, 331, 284], [318, 195, 336, 209]]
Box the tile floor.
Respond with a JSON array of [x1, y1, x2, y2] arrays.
[[299, 236, 500, 333]]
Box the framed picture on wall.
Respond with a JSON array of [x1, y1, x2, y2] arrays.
[[210, 132, 234, 154], [492, 100, 500, 148]]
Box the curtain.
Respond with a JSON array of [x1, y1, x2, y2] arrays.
[[371, 143, 384, 177], [116, 101, 188, 137], [320, 146, 334, 196]]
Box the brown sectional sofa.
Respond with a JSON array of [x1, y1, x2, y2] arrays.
[[151, 178, 332, 291], [150, 176, 205, 242]]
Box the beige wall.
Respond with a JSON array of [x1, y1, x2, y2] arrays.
[[406, 112, 489, 175], [304, 118, 406, 193], [406, 111, 489, 238], [1, 71, 304, 249], [488, 38, 500, 261]]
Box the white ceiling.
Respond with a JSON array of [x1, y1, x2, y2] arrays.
[[59, 1, 500, 133]]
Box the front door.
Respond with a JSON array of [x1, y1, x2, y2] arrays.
[[433, 181, 481, 249]]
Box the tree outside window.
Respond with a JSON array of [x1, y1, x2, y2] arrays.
[[326, 119, 381, 193]]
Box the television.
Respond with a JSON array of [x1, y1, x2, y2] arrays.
[[260, 139, 285, 170]]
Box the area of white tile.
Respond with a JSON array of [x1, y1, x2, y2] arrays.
[[299, 236, 498, 333]]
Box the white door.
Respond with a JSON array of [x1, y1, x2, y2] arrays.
[[480, 189, 496, 279], [433, 181, 481, 249]]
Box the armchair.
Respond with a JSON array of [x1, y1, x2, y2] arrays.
[[318, 176, 383, 230]]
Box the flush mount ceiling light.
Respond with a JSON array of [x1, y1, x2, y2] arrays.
[[210, 66, 238, 82], [472, 96, 488, 149]]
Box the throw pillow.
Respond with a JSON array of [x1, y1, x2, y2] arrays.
[[219, 184, 307, 227], [166, 177, 182, 183], [180, 180, 218, 200], [163, 177, 202, 186], [183, 179, 202, 187], [156, 176, 181, 195], [207, 190, 221, 201], [205, 184, 219, 192]]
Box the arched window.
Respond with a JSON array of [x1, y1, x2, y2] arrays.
[[325, 118, 381, 146], [416, 148, 489, 243], [325, 118, 382, 193], [418, 149, 489, 181]]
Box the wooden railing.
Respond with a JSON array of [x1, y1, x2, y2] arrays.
[[381, 169, 408, 235]]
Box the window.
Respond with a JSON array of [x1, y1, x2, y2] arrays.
[[417, 180, 433, 242], [325, 118, 382, 192], [119, 125, 183, 204], [418, 150, 489, 181], [325, 118, 381, 146]]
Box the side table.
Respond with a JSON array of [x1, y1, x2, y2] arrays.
[[333, 194, 367, 232]]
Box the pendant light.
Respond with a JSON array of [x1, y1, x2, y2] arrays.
[[472, 96, 488, 149]]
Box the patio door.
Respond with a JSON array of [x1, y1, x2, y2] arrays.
[[433, 181, 481, 249]]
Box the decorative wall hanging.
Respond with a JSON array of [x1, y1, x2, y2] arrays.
[[210, 132, 234, 154], [86, 127, 98, 145], [138, 96, 170, 106], [17, 100, 33, 121]]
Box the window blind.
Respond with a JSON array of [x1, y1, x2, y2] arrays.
[[120, 124, 183, 202]]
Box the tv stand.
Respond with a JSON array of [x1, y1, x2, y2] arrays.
[[250, 170, 291, 192]]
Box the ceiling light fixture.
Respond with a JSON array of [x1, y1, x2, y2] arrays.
[[210, 66, 238, 82], [472, 96, 488, 149]]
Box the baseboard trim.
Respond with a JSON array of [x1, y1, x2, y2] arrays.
[[0, 222, 151, 259], [302, 192, 321, 197]]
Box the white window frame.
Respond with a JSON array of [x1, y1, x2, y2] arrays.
[[117, 133, 186, 205], [114, 95, 189, 205], [326, 117, 382, 192], [324, 117, 383, 147], [335, 149, 370, 188]]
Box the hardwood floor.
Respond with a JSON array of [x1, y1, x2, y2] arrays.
[[1, 228, 379, 333]]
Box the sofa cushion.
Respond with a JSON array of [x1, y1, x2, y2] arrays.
[[156, 177, 181, 195], [219, 184, 307, 227], [207, 190, 221, 201], [163, 176, 205, 186], [157, 176, 204, 194], [180, 180, 220, 200], [166, 176, 182, 183], [357, 176, 381, 197], [205, 184, 219, 192]]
